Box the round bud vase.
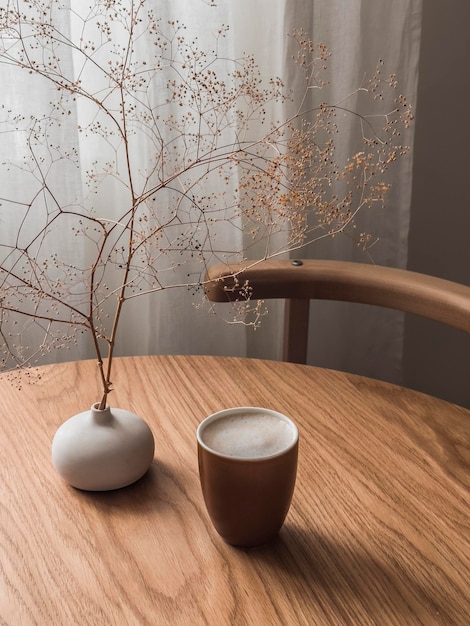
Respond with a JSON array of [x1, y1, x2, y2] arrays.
[[51, 403, 155, 491]]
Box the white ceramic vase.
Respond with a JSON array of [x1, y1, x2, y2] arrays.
[[51, 403, 155, 491]]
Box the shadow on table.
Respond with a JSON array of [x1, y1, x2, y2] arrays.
[[71, 459, 168, 514], [245, 524, 448, 623]]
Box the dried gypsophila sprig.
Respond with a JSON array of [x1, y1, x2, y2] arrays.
[[0, 0, 412, 407]]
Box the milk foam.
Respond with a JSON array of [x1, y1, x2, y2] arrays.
[[201, 412, 296, 458]]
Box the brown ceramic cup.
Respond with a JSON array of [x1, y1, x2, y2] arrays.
[[197, 406, 299, 548]]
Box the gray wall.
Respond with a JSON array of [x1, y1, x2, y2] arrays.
[[404, 0, 470, 407]]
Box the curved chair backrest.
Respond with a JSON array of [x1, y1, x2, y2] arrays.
[[205, 259, 470, 364]]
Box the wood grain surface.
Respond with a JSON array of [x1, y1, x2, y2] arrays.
[[0, 355, 469, 625]]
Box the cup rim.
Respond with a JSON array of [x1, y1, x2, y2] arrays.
[[196, 406, 299, 461]]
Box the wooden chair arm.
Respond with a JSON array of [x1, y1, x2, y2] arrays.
[[205, 259, 470, 363]]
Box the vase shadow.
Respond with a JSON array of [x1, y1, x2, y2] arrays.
[[74, 459, 165, 513]]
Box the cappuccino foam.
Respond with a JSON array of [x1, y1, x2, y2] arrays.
[[201, 412, 296, 459]]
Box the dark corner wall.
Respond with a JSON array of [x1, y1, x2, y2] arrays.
[[404, 0, 470, 407]]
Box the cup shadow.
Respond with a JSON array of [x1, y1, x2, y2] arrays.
[[237, 524, 451, 622]]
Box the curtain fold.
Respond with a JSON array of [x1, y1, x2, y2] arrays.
[[0, 0, 422, 384], [226, 0, 422, 381], [302, 0, 422, 382]]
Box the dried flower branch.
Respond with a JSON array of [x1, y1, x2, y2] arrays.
[[0, 1, 412, 407]]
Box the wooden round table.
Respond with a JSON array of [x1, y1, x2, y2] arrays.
[[1, 355, 468, 624]]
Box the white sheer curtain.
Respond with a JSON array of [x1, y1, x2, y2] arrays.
[[231, 0, 422, 383], [304, 1, 423, 383], [0, 0, 422, 383]]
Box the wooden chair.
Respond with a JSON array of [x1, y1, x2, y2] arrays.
[[204, 259, 470, 364]]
